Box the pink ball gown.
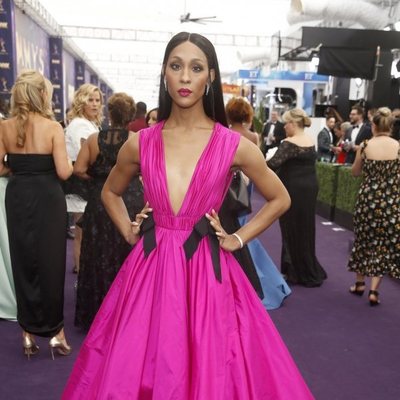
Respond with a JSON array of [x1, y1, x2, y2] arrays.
[[62, 122, 314, 399]]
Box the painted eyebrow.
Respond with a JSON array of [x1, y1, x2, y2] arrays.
[[169, 56, 206, 64]]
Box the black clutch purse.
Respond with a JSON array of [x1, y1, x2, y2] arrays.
[[226, 171, 252, 215]]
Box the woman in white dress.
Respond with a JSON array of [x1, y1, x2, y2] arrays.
[[64, 84, 103, 273]]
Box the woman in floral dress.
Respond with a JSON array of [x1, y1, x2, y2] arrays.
[[348, 107, 400, 306]]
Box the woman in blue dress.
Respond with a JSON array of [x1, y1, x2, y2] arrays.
[[225, 97, 291, 309]]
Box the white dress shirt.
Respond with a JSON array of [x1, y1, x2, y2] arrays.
[[350, 123, 363, 143], [265, 123, 276, 145]]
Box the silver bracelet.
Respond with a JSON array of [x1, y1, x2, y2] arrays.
[[232, 233, 244, 249]]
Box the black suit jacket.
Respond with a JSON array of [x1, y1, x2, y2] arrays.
[[344, 123, 372, 164], [260, 121, 286, 155]]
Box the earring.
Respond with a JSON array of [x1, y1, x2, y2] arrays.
[[163, 77, 168, 92], [205, 83, 210, 96]]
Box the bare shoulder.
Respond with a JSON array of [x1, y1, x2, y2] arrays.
[[234, 135, 262, 166], [388, 137, 399, 147], [238, 128, 258, 145], [0, 118, 16, 143], [127, 130, 140, 148], [246, 130, 259, 145], [237, 134, 259, 152], [369, 136, 398, 146], [119, 131, 140, 163], [383, 137, 400, 152], [41, 119, 64, 140], [49, 119, 64, 132]]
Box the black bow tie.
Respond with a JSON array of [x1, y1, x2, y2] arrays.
[[353, 125, 359, 129]]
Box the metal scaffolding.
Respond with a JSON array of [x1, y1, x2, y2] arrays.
[[61, 25, 270, 47]]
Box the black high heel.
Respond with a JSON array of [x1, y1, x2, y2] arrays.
[[349, 281, 365, 296], [368, 290, 380, 306]]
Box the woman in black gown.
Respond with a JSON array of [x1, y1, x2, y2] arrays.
[[268, 108, 327, 287], [0, 70, 73, 359], [73, 93, 144, 331]]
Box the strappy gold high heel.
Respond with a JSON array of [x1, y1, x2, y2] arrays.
[[49, 336, 72, 360], [22, 334, 39, 360]]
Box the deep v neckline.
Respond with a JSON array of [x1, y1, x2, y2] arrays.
[[159, 122, 217, 217]]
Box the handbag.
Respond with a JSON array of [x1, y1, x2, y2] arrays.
[[226, 171, 252, 215]]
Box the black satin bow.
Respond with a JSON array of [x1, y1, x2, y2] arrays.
[[183, 216, 221, 283], [141, 214, 221, 283], [140, 213, 156, 257]]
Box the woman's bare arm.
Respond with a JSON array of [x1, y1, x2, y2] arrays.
[[351, 146, 363, 177], [234, 137, 290, 239], [52, 122, 73, 180], [208, 137, 290, 252], [74, 134, 98, 180], [101, 132, 141, 244], [0, 124, 10, 176]]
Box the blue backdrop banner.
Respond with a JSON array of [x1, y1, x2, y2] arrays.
[[49, 37, 64, 122], [75, 60, 85, 89], [0, 0, 16, 107]]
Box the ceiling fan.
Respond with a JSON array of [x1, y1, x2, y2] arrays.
[[179, 13, 221, 24]]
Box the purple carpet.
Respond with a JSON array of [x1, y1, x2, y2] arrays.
[[1, 191, 399, 399]]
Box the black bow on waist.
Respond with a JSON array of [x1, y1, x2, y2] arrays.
[[140, 213, 156, 257], [141, 214, 221, 282], [183, 216, 221, 282]]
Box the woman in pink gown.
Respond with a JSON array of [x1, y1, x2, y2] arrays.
[[62, 32, 314, 399]]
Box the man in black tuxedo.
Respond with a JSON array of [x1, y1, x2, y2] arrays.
[[343, 105, 372, 164], [260, 110, 286, 156]]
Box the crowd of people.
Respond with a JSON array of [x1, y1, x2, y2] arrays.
[[315, 104, 400, 164], [263, 103, 399, 301], [0, 30, 399, 399]]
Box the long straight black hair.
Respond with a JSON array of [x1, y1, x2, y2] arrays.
[[157, 32, 228, 127]]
